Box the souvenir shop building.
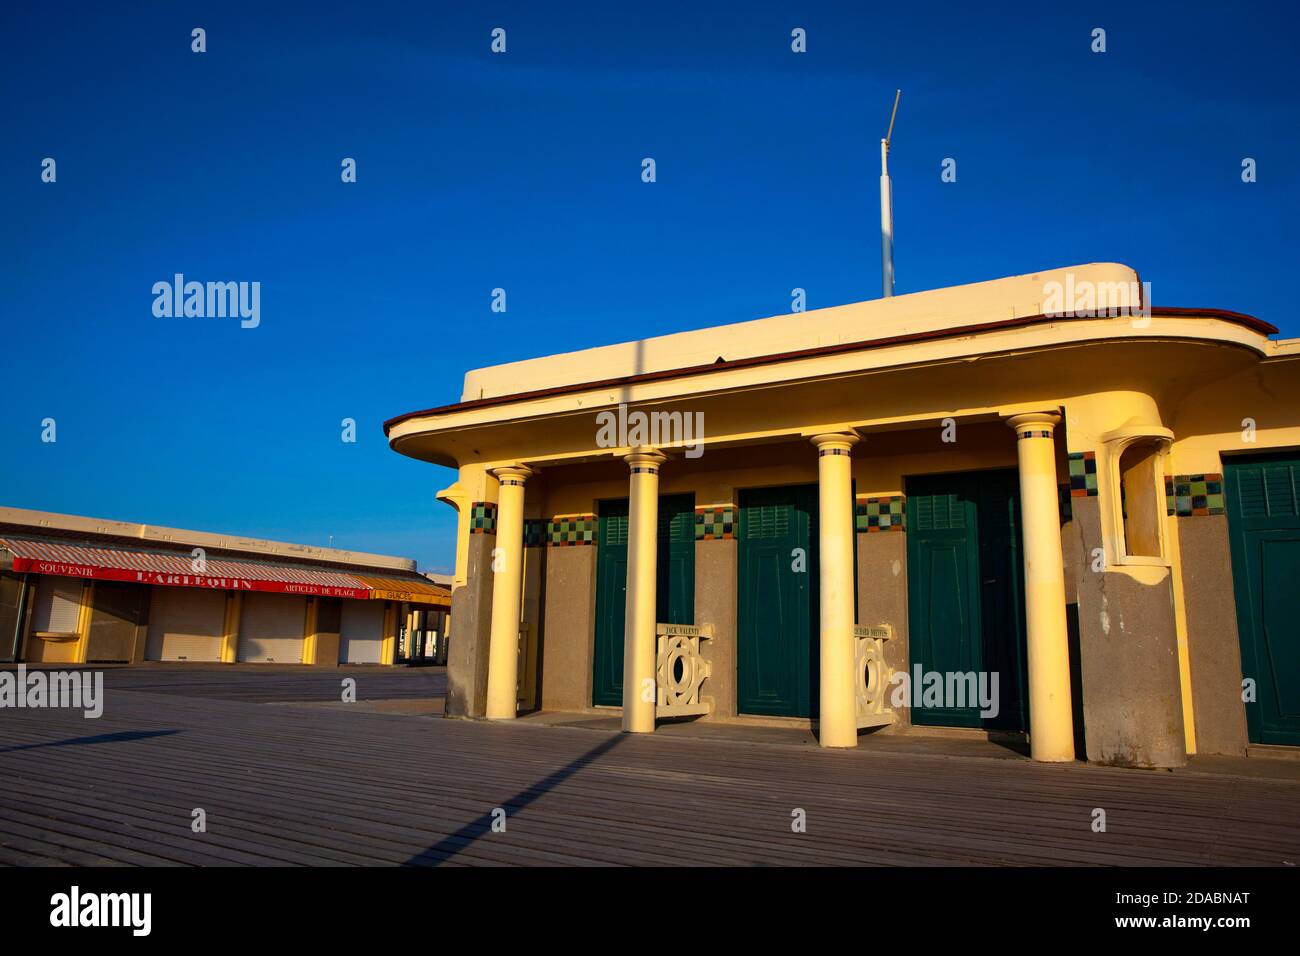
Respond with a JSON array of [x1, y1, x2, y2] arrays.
[[0, 507, 449, 667]]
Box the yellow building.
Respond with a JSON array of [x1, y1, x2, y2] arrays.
[[385, 263, 1300, 766], [0, 507, 449, 667]]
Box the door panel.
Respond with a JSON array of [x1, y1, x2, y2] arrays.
[[146, 587, 226, 662], [907, 479, 982, 727], [906, 469, 1028, 731], [737, 485, 817, 717], [657, 497, 696, 627], [1226, 453, 1300, 745], [238, 592, 307, 663], [592, 494, 695, 707], [87, 582, 147, 662], [1261, 540, 1300, 719], [593, 500, 630, 707], [339, 600, 385, 664], [975, 470, 1030, 731]]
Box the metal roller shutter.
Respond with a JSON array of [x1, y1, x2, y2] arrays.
[[32, 576, 84, 635], [146, 586, 226, 661], [238, 592, 307, 663], [339, 600, 385, 664]]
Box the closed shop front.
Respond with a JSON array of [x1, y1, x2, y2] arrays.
[[87, 581, 149, 663], [339, 599, 386, 664], [2, 513, 431, 669], [238, 592, 307, 663], [27, 575, 86, 664], [147, 586, 226, 662], [0, 573, 23, 662], [33, 575, 83, 635]]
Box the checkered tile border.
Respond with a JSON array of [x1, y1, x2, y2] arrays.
[[1166, 474, 1226, 517], [469, 501, 497, 534], [547, 514, 596, 547], [855, 495, 905, 533], [1068, 451, 1098, 497], [695, 505, 735, 540], [1059, 484, 1073, 522]]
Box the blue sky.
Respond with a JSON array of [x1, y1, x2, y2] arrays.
[[2, 1, 1296, 572]]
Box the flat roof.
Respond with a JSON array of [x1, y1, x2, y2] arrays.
[[455, 263, 1259, 401], [0, 506, 418, 575], [385, 262, 1279, 435]]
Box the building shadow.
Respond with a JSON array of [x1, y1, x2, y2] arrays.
[[402, 731, 625, 866], [1066, 601, 1088, 758], [0, 729, 180, 754]]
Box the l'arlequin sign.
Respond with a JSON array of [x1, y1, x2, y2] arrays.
[[11, 559, 369, 600]]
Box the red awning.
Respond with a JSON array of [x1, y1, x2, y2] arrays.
[[0, 537, 370, 600]]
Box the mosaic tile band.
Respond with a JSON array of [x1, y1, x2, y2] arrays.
[[856, 495, 905, 533], [1068, 451, 1098, 497], [695, 505, 735, 540], [547, 514, 597, 546], [468, 501, 497, 534], [1166, 474, 1226, 516]]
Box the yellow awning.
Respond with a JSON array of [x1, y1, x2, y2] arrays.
[[353, 574, 451, 607]]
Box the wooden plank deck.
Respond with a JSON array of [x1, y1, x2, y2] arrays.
[[1, 666, 1298, 866]]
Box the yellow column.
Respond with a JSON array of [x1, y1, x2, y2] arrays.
[[812, 433, 860, 748], [622, 449, 666, 733], [1007, 413, 1075, 762], [302, 597, 319, 665], [485, 465, 533, 719], [220, 592, 243, 663], [380, 603, 397, 665], [73, 581, 94, 664]]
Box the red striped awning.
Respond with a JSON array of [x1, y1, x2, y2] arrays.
[[0, 537, 370, 599]]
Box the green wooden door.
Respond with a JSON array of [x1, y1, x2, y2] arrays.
[[906, 469, 1028, 730], [973, 470, 1029, 732], [737, 485, 818, 717], [592, 494, 695, 707], [1225, 452, 1300, 746], [592, 500, 629, 706]]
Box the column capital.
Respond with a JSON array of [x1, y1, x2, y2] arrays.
[[810, 432, 860, 455], [623, 448, 667, 472], [1006, 412, 1061, 439], [490, 465, 535, 484]]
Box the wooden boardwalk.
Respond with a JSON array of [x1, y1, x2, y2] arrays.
[[1, 666, 1298, 866]]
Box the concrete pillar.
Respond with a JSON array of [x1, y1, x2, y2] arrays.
[[485, 465, 533, 719], [622, 448, 666, 733], [811, 433, 860, 748], [1007, 413, 1075, 762]]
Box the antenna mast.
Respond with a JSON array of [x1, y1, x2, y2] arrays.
[[880, 89, 901, 298]]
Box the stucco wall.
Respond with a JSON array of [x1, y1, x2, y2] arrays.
[[856, 532, 910, 731], [696, 537, 737, 719], [446, 533, 495, 718], [539, 545, 596, 712], [1069, 497, 1187, 767], [1178, 516, 1250, 756]]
